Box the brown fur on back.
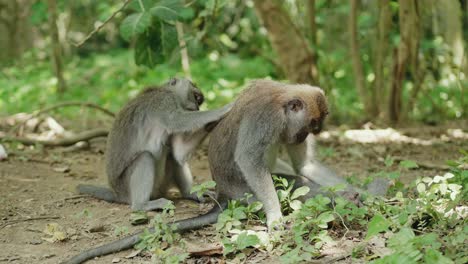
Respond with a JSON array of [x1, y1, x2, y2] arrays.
[[208, 79, 327, 200]]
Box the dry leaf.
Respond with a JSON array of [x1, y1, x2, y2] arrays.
[[42, 223, 67, 243], [186, 242, 223, 256], [124, 249, 142, 259], [53, 166, 70, 173]]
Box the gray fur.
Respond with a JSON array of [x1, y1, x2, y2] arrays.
[[78, 77, 232, 210]]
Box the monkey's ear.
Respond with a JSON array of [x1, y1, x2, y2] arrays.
[[169, 78, 177, 86], [286, 99, 304, 112]]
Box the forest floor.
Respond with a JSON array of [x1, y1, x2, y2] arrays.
[[0, 120, 466, 264]]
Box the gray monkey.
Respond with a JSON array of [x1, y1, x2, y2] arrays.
[[63, 80, 387, 264], [77, 77, 232, 211]]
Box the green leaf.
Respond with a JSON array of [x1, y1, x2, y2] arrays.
[[134, 28, 164, 67], [399, 160, 419, 169], [150, 0, 184, 21], [128, 0, 154, 12], [384, 156, 394, 167], [130, 211, 149, 225], [290, 200, 303, 211], [365, 214, 390, 240], [120, 12, 152, 41], [160, 22, 178, 57], [291, 186, 310, 200], [235, 233, 260, 250]]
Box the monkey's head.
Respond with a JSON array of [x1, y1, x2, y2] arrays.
[[282, 86, 329, 144], [168, 77, 204, 111]]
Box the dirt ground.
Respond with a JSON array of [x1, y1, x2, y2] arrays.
[[0, 122, 466, 264]]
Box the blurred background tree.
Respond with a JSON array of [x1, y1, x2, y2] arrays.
[[0, 0, 466, 126]]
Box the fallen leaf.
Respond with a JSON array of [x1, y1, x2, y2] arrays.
[[111, 257, 120, 263], [186, 242, 223, 256], [125, 249, 142, 259], [53, 166, 70, 173]]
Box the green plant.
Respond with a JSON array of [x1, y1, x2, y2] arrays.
[[136, 203, 188, 263], [273, 175, 310, 215]]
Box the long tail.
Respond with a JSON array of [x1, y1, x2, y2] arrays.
[[62, 200, 227, 264], [77, 184, 120, 203]]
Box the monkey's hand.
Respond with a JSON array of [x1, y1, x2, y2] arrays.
[[204, 121, 220, 132]]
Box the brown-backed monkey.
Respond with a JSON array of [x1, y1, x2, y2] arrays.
[[77, 77, 232, 211], [64, 80, 386, 264]]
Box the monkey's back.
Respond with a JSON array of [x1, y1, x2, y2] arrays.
[[208, 80, 288, 200], [106, 87, 180, 190], [208, 79, 327, 200]]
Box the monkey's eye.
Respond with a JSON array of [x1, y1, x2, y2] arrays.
[[194, 92, 204, 105]]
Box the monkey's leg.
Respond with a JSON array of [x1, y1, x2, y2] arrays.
[[236, 157, 282, 229], [165, 155, 213, 203], [127, 151, 171, 211], [286, 136, 350, 187]]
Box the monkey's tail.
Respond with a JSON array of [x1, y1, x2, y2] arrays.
[[77, 184, 121, 203], [62, 200, 228, 264]]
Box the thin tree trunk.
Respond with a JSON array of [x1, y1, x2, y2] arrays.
[[47, 0, 67, 94], [176, 22, 191, 79], [253, 0, 318, 85], [349, 0, 374, 117], [373, 0, 391, 120], [306, 0, 319, 81], [389, 0, 419, 123]]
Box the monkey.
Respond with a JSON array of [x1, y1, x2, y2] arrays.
[[77, 77, 232, 211], [63, 80, 387, 264]]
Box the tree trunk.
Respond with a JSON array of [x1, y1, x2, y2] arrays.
[[349, 0, 375, 118], [373, 0, 391, 120], [253, 0, 318, 85], [389, 0, 420, 123], [47, 0, 67, 94], [0, 0, 34, 63]]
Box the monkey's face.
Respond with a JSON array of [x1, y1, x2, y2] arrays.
[[283, 94, 328, 144], [169, 77, 204, 111]]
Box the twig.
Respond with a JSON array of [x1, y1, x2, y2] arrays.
[[1, 128, 109, 147], [0, 216, 60, 229], [71, 0, 132, 47]]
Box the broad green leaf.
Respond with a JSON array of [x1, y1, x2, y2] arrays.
[[291, 186, 310, 200], [160, 22, 178, 57], [128, 0, 154, 12], [120, 12, 152, 41], [150, 0, 183, 21], [365, 214, 390, 240], [384, 156, 394, 167], [234, 232, 260, 250], [290, 200, 302, 211], [134, 28, 163, 67], [399, 160, 419, 169], [424, 249, 454, 264]]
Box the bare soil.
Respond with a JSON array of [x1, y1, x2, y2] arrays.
[[0, 123, 466, 264]]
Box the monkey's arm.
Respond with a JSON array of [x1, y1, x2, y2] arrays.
[[234, 120, 283, 229], [163, 103, 233, 133]]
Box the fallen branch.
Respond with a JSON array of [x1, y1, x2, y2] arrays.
[[28, 101, 115, 118], [10, 101, 115, 134], [0, 215, 60, 229], [1, 128, 109, 147], [71, 0, 132, 47], [392, 156, 450, 171]]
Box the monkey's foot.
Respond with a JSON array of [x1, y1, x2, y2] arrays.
[[184, 191, 216, 203], [140, 198, 172, 211]]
